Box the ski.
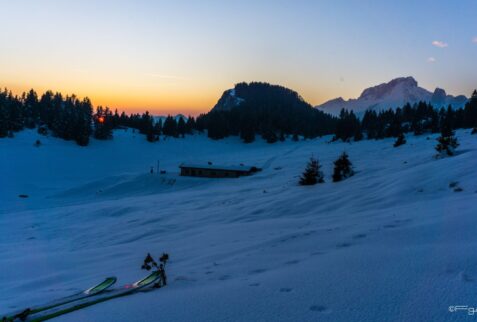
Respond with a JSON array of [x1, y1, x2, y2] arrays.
[[2, 277, 117, 322], [26, 271, 161, 322]]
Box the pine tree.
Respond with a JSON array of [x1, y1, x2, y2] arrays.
[[163, 116, 178, 137], [185, 116, 195, 134], [332, 152, 354, 182], [393, 133, 406, 147], [75, 98, 93, 146], [23, 89, 39, 128], [177, 116, 186, 138], [435, 121, 459, 157], [299, 156, 324, 185], [93, 106, 113, 140]]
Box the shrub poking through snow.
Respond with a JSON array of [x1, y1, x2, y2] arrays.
[[159, 253, 169, 267], [299, 156, 324, 185], [141, 252, 169, 271], [141, 253, 157, 271], [471, 127, 477, 135], [332, 152, 354, 182], [393, 133, 406, 147], [435, 124, 459, 157]]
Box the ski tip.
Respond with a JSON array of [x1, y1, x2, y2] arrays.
[[84, 277, 118, 295]]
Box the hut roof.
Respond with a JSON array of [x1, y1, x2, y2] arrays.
[[179, 163, 256, 172]]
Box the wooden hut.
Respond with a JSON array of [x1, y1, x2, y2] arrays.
[[179, 163, 260, 178]]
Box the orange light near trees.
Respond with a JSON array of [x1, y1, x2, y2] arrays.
[[98, 116, 105, 123]]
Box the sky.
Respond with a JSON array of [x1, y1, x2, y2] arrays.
[[1, 0, 476, 116]]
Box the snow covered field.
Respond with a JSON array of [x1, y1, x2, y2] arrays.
[[1, 129, 477, 322]]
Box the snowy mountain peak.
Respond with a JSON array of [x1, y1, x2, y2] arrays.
[[317, 77, 468, 116], [431, 88, 447, 106], [359, 77, 419, 100]]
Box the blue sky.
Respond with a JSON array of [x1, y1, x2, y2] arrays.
[[0, 0, 476, 114]]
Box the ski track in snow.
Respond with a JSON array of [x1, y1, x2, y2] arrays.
[[1, 129, 477, 322]]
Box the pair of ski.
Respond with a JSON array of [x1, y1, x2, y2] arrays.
[[3, 271, 162, 322]]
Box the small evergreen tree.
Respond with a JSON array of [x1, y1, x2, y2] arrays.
[[332, 152, 354, 182], [299, 156, 324, 185], [435, 125, 459, 157], [435, 111, 459, 156], [393, 133, 406, 147]]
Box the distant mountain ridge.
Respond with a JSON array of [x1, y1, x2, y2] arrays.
[[316, 77, 468, 115], [153, 114, 187, 124]]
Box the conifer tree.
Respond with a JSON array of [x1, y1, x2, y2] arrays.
[[93, 106, 113, 140], [163, 116, 178, 137], [299, 156, 324, 185], [332, 152, 354, 182], [177, 116, 186, 138], [75, 98, 93, 146], [185, 116, 195, 134], [435, 121, 459, 157]]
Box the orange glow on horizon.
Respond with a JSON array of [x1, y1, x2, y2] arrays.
[[2, 81, 220, 117]]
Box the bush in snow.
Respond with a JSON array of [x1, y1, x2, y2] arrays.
[[299, 156, 324, 185], [332, 152, 354, 182], [393, 133, 406, 147], [471, 127, 477, 135]]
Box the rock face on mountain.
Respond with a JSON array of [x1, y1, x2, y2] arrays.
[[316, 77, 468, 115], [212, 89, 245, 111]]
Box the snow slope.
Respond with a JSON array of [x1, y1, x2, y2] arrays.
[[1, 129, 477, 322]]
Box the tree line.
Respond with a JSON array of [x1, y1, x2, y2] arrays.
[[334, 93, 477, 142], [1, 84, 476, 147], [0, 88, 197, 146]]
